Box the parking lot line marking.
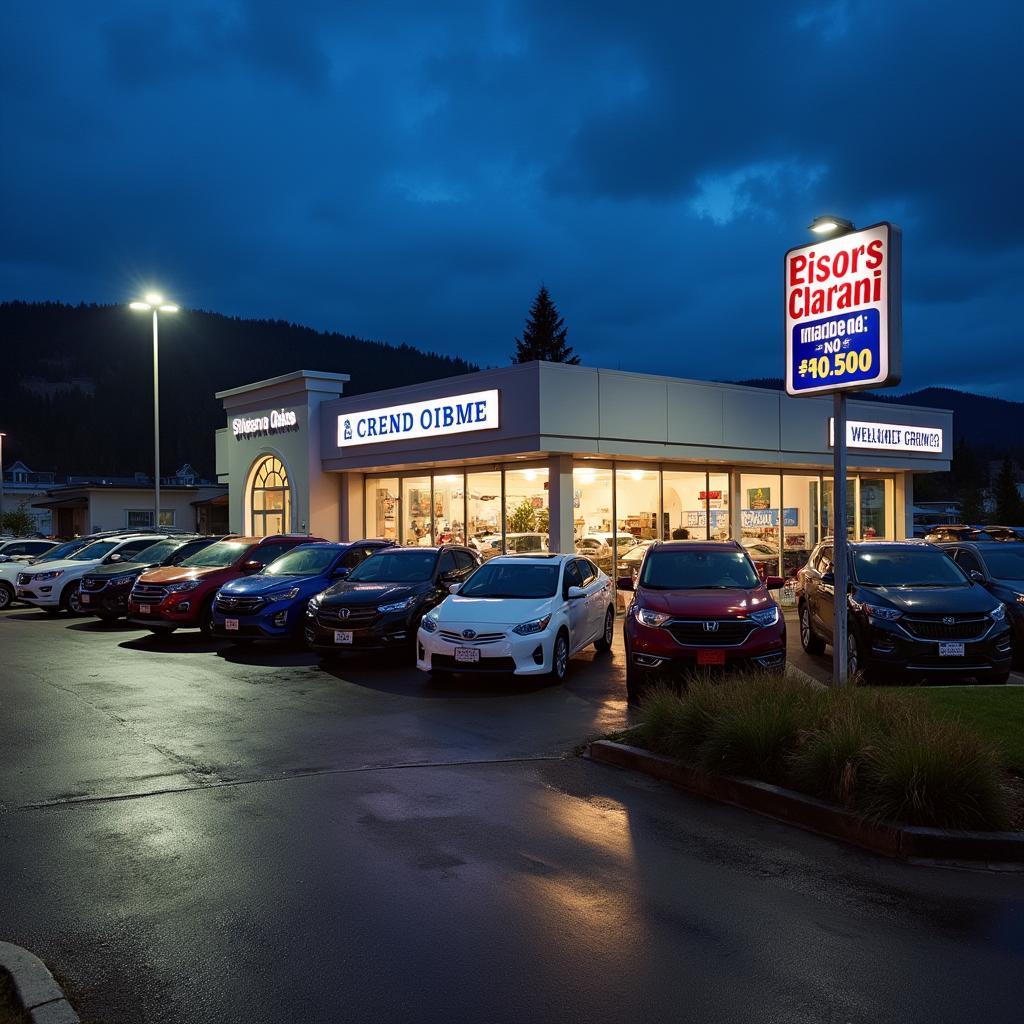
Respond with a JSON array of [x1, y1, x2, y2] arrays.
[[14, 754, 565, 813]]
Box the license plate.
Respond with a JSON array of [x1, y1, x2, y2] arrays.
[[226, 618, 239, 631], [334, 630, 353, 644], [454, 647, 480, 663], [939, 642, 965, 657], [80, 593, 90, 604], [697, 649, 726, 666], [139, 603, 151, 614]]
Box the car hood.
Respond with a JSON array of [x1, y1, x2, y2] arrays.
[[138, 565, 233, 585], [857, 584, 1000, 615], [85, 560, 154, 578], [436, 595, 555, 626], [220, 574, 323, 597], [321, 581, 425, 606], [15, 557, 100, 575], [636, 586, 774, 618]]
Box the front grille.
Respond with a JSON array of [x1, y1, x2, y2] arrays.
[[16, 573, 32, 586], [132, 583, 169, 601], [667, 619, 758, 647], [216, 595, 265, 613], [902, 616, 989, 641], [432, 654, 517, 672], [81, 577, 107, 592], [439, 629, 506, 645], [317, 604, 379, 626]]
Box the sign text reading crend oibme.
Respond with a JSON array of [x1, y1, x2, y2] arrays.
[[337, 390, 500, 447]]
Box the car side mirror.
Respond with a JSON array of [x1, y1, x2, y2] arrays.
[[105, 552, 122, 564], [242, 560, 263, 574], [332, 566, 350, 579], [820, 571, 835, 585], [766, 575, 784, 590], [448, 583, 461, 594], [969, 570, 985, 583], [567, 585, 586, 600]]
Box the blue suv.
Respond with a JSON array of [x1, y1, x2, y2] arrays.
[[211, 540, 392, 643]]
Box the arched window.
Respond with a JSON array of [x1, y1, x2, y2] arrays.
[[249, 456, 291, 536]]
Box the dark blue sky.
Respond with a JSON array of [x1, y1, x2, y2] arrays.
[[2, 1, 1022, 397]]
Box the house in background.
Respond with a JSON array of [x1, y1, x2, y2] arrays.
[[1, 461, 57, 535]]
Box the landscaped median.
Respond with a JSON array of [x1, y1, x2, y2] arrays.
[[585, 674, 1024, 865]]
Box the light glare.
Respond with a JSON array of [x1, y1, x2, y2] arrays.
[[129, 301, 151, 311], [145, 292, 163, 304], [158, 304, 179, 313]]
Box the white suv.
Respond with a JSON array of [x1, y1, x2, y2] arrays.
[[15, 534, 166, 614], [416, 553, 615, 682]]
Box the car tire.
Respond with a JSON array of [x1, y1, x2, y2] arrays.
[[846, 627, 874, 685], [65, 586, 87, 616], [0, 582, 13, 610], [624, 643, 644, 706], [594, 607, 614, 653], [548, 629, 569, 683], [199, 600, 216, 636], [799, 602, 826, 655]]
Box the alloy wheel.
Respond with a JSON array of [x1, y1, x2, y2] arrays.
[[847, 630, 859, 678], [553, 634, 568, 681], [800, 606, 811, 647]]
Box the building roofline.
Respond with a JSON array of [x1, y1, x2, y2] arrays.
[[215, 369, 350, 400]]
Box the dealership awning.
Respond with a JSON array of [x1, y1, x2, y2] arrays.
[[32, 496, 88, 510]]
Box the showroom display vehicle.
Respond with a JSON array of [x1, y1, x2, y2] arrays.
[[211, 540, 393, 642], [0, 539, 58, 563], [796, 540, 1012, 683], [416, 553, 616, 681], [622, 540, 786, 704], [306, 545, 481, 655], [127, 534, 323, 634], [79, 535, 222, 620], [15, 534, 168, 614]]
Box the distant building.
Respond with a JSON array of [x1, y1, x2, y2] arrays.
[[1, 461, 57, 534]]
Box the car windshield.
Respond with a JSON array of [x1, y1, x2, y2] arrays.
[[641, 550, 760, 589], [853, 548, 967, 587], [131, 539, 182, 564], [263, 546, 338, 576], [980, 547, 1024, 580], [179, 541, 249, 568], [458, 562, 560, 599], [346, 550, 436, 582], [31, 540, 80, 562], [69, 540, 119, 561]]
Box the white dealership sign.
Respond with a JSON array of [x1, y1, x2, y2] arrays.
[[828, 418, 943, 454], [232, 408, 298, 439], [337, 389, 500, 447]]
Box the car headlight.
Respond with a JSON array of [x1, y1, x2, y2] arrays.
[[166, 580, 202, 593], [512, 613, 552, 636], [379, 596, 417, 613], [991, 604, 1006, 622], [750, 605, 780, 627], [862, 603, 901, 621], [635, 606, 671, 628], [34, 570, 64, 582], [267, 587, 301, 603], [420, 612, 439, 634]]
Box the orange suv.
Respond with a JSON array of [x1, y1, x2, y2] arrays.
[[127, 534, 323, 634]]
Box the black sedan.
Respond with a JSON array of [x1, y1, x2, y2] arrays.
[[796, 540, 1012, 684]]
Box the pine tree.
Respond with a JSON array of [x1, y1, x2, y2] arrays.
[[952, 439, 985, 522], [993, 456, 1024, 523], [512, 285, 579, 364]]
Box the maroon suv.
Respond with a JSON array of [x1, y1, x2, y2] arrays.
[[622, 540, 786, 704], [127, 534, 323, 634]]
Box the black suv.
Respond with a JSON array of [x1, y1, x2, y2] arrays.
[[940, 541, 1024, 667], [79, 535, 222, 621], [305, 545, 481, 657], [796, 540, 1012, 683]]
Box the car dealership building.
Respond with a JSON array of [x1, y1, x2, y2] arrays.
[[214, 362, 951, 581]]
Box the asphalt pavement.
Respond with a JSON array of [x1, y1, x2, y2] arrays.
[[2, 607, 1023, 1023]]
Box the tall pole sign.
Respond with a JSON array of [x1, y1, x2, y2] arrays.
[[785, 220, 902, 685]]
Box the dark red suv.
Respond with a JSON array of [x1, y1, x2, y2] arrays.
[[127, 534, 323, 634], [621, 540, 786, 704]]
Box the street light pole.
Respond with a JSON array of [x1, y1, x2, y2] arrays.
[[0, 432, 6, 526], [130, 294, 178, 530]]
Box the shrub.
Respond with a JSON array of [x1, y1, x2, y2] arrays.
[[636, 678, 726, 762], [861, 715, 1011, 831]]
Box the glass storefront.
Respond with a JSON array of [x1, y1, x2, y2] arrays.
[[362, 464, 897, 576]]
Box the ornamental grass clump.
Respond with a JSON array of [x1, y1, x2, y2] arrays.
[[633, 679, 724, 762], [860, 714, 1011, 832]]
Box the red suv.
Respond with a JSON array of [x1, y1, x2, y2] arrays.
[[622, 540, 786, 704], [127, 535, 323, 634]]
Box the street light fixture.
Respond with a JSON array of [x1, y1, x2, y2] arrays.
[[808, 215, 855, 236], [130, 294, 179, 529]]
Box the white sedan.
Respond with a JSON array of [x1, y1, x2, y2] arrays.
[[416, 553, 616, 682]]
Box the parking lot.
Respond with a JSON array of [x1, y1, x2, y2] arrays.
[[3, 606, 1024, 1023]]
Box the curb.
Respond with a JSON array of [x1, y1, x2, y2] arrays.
[[585, 740, 1024, 867], [0, 942, 79, 1023]]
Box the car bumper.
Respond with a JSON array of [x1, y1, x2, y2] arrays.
[[856, 618, 1013, 676], [16, 585, 60, 607], [211, 608, 297, 639], [626, 616, 787, 674], [79, 589, 131, 616], [127, 597, 205, 629], [306, 611, 417, 652], [416, 629, 551, 675]]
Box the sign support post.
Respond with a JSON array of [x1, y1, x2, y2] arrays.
[[832, 392, 848, 686]]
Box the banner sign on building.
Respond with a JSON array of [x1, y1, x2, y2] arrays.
[[785, 222, 902, 396], [741, 508, 799, 529], [829, 418, 943, 454], [338, 390, 500, 447], [232, 408, 298, 439]]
